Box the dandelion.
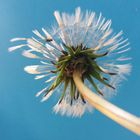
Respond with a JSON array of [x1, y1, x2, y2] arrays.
[[9, 7, 140, 135]]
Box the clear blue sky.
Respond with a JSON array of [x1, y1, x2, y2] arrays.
[[0, 0, 140, 140]]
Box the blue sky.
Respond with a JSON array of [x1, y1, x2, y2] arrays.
[[0, 0, 140, 140]]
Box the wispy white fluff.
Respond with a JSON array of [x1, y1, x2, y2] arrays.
[[41, 90, 54, 102], [42, 28, 63, 51], [53, 94, 93, 117], [22, 50, 41, 59], [54, 11, 63, 27], [24, 65, 42, 74], [24, 65, 51, 74], [36, 86, 48, 97], [10, 38, 27, 42], [33, 29, 46, 40], [45, 76, 56, 83], [8, 44, 27, 52], [75, 7, 81, 23], [35, 73, 51, 80], [117, 56, 132, 61]]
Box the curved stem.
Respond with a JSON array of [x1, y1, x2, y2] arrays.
[[73, 70, 140, 135]]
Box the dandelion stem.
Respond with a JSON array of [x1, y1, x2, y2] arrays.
[[73, 70, 140, 135]]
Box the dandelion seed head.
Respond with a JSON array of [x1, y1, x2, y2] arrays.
[[9, 7, 131, 117]]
